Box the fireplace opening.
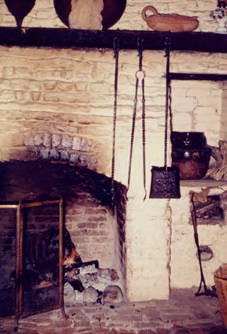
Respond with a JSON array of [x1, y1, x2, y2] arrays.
[[0, 160, 127, 318]]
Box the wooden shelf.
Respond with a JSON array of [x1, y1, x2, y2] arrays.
[[0, 27, 227, 53], [180, 179, 227, 188], [169, 73, 227, 81]]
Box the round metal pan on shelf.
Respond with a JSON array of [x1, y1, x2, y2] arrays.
[[54, 0, 127, 30]]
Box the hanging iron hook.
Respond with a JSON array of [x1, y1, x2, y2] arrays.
[[128, 37, 147, 201], [137, 37, 144, 71], [113, 36, 120, 60], [136, 38, 145, 85], [164, 34, 171, 57]]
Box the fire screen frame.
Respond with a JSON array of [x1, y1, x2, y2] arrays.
[[0, 197, 65, 324]]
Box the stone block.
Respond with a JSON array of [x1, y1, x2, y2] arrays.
[[0, 89, 15, 102], [72, 137, 81, 151], [80, 138, 90, 152], [39, 148, 49, 159], [69, 153, 79, 164], [62, 135, 73, 148], [52, 134, 61, 147], [34, 134, 44, 146], [43, 92, 60, 102], [43, 80, 57, 90], [60, 150, 69, 160], [78, 155, 88, 167], [43, 134, 51, 148], [2, 66, 15, 77], [49, 148, 59, 159], [31, 91, 41, 102]]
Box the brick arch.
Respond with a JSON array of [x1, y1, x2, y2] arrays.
[[24, 133, 98, 171], [0, 159, 121, 206], [22, 132, 125, 209]]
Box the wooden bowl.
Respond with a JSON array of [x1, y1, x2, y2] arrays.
[[142, 5, 199, 32]]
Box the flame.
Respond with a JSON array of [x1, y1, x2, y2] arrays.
[[62, 247, 82, 267]]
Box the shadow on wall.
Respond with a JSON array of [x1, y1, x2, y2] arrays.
[[0, 159, 126, 208]]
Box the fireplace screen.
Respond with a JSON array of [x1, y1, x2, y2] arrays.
[[0, 198, 64, 319], [0, 207, 16, 317]]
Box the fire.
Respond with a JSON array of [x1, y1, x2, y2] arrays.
[[62, 247, 82, 267]]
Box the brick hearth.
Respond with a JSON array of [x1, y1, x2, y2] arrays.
[[0, 289, 225, 334]]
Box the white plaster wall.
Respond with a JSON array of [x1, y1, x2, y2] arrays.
[[170, 186, 227, 289], [220, 85, 227, 140], [126, 195, 171, 300]]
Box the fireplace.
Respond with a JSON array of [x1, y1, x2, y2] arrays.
[[0, 160, 126, 321]]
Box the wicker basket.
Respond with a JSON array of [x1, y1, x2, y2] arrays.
[[214, 264, 227, 328]]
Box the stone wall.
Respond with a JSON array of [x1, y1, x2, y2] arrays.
[[0, 0, 227, 302], [221, 83, 227, 140], [65, 193, 120, 270], [170, 185, 227, 289], [0, 48, 226, 183]]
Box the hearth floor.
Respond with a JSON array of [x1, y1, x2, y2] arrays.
[[0, 289, 226, 334]]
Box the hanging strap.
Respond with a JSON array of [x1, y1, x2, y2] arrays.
[[128, 38, 147, 200], [111, 37, 119, 209]]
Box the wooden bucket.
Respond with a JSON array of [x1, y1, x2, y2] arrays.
[[214, 264, 227, 328]]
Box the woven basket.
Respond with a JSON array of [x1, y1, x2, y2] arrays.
[[214, 264, 227, 328]]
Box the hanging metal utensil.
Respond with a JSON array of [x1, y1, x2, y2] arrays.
[[4, 0, 36, 30], [127, 38, 147, 200], [190, 192, 217, 297], [149, 35, 180, 199], [53, 0, 127, 30], [111, 36, 120, 211]]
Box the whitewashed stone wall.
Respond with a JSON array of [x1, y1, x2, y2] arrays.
[[0, 0, 227, 301], [170, 185, 227, 289], [221, 84, 227, 140], [126, 195, 172, 300]]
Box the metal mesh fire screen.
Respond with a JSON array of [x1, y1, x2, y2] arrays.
[[0, 198, 64, 323]]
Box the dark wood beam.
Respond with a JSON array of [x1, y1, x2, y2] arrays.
[[0, 27, 227, 53], [169, 73, 227, 81]]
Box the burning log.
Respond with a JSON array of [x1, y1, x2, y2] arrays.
[[101, 285, 123, 304], [62, 247, 82, 268], [63, 247, 123, 305], [83, 286, 99, 304], [64, 260, 123, 305]]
